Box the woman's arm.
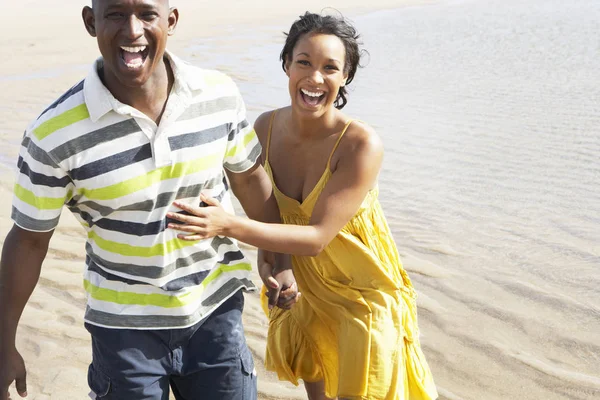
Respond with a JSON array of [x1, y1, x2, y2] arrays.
[[168, 122, 383, 256]]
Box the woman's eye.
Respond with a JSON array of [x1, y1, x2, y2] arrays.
[[297, 60, 310, 66]]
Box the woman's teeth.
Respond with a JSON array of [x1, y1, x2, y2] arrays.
[[301, 88, 324, 97]]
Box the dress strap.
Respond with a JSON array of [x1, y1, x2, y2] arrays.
[[326, 119, 354, 168], [265, 111, 277, 164]]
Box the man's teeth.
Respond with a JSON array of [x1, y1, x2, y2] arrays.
[[301, 89, 324, 97], [121, 45, 147, 53]]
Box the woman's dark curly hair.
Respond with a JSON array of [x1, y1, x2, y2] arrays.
[[280, 12, 364, 109]]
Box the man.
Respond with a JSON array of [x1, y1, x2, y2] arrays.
[[0, 0, 295, 399]]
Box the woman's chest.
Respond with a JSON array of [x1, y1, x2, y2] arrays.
[[268, 137, 338, 203]]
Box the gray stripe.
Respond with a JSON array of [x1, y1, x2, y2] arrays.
[[224, 143, 261, 172], [17, 158, 73, 188], [21, 136, 58, 167], [70, 200, 114, 218], [227, 120, 250, 141], [70, 143, 152, 181], [85, 235, 238, 279], [11, 206, 61, 231], [201, 277, 255, 307], [177, 96, 237, 122], [72, 176, 225, 217], [162, 250, 246, 290], [85, 187, 227, 237], [83, 278, 256, 328], [50, 119, 141, 163], [86, 245, 241, 289], [169, 124, 229, 151]]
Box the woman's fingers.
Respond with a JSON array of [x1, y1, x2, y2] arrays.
[[168, 223, 203, 232], [278, 291, 301, 309], [199, 193, 222, 207], [177, 234, 207, 241], [169, 224, 213, 241], [167, 200, 223, 241], [172, 201, 205, 215], [167, 211, 205, 224]]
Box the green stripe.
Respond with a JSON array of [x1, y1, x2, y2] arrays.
[[225, 129, 257, 158], [202, 263, 252, 287], [88, 230, 197, 257], [79, 153, 221, 201], [14, 183, 70, 210], [83, 262, 251, 307], [34, 104, 90, 140]]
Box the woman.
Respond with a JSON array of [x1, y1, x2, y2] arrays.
[[167, 12, 438, 400]]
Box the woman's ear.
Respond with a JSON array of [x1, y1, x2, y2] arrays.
[[341, 72, 348, 87]]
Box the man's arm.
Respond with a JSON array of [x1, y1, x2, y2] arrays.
[[226, 162, 277, 225], [0, 225, 53, 400]]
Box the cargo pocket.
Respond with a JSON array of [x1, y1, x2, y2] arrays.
[[87, 364, 111, 399], [240, 346, 257, 400]]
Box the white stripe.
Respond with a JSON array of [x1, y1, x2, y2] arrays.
[[12, 196, 64, 219]]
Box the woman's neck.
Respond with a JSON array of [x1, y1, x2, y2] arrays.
[[289, 107, 340, 139]]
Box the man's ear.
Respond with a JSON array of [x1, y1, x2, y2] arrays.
[[167, 7, 179, 36], [82, 6, 97, 37]]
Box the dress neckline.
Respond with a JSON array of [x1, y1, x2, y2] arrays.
[[264, 110, 354, 207], [265, 160, 331, 207]]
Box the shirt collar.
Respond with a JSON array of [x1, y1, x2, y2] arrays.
[[83, 50, 206, 122]]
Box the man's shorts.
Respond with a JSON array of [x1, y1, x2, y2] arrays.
[[85, 290, 257, 399]]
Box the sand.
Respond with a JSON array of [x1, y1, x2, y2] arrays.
[[0, 1, 431, 399]]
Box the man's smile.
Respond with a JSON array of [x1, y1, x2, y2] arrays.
[[119, 45, 150, 70]]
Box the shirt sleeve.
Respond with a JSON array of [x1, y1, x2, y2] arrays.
[[11, 129, 75, 232], [223, 85, 262, 173]]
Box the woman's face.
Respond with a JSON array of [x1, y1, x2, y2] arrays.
[[286, 33, 348, 117]]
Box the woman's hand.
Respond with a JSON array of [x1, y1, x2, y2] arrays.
[[258, 250, 300, 310], [167, 194, 233, 240]]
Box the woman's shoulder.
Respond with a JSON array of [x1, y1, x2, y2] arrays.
[[340, 119, 383, 159], [253, 107, 290, 145]]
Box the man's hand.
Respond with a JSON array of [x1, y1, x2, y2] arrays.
[[0, 346, 27, 400], [258, 250, 300, 310]]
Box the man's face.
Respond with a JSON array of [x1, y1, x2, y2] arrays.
[[83, 0, 178, 88]]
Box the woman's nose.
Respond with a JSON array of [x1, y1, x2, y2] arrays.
[[308, 69, 325, 84]]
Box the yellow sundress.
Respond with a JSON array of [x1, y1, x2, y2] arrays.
[[261, 113, 438, 400]]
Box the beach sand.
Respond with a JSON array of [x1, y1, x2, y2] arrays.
[[0, 1, 431, 399]]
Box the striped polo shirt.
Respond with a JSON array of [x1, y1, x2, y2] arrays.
[[12, 52, 260, 329]]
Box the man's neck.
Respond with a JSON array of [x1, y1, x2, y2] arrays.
[[101, 56, 174, 125]]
